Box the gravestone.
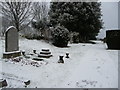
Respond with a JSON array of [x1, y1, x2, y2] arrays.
[[38, 48, 52, 58], [106, 30, 120, 50], [3, 26, 21, 58], [65, 52, 69, 58], [58, 55, 64, 63], [0, 79, 8, 87]]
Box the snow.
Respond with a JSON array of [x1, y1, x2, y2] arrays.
[[6, 26, 16, 32], [3, 51, 21, 54], [0, 37, 118, 88]]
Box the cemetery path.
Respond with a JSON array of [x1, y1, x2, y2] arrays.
[[0, 38, 118, 88]]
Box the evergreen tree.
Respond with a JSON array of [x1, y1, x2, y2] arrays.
[[49, 2, 103, 42]]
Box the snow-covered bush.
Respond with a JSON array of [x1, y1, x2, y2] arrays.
[[20, 25, 44, 40], [23, 33, 43, 40], [51, 25, 70, 47]]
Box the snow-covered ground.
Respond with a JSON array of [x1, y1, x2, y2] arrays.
[[0, 37, 118, 88]]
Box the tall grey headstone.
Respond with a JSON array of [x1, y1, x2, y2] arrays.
[[5, 26, 18, 52], [3, 26, 21, 58]]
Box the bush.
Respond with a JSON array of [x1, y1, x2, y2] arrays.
[[72, 32, 79, 43], [23, 34, 44, 40], [20, 26, 44, 40], [51, 25, 70, 47]]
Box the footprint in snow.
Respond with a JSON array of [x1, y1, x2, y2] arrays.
[[97, 66, 101, 69]]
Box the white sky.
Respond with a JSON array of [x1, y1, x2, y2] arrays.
[[98, 2, 118, 38]]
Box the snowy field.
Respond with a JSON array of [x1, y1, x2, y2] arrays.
[[0, 37, 118, 88]]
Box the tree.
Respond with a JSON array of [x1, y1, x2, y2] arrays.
[[31, 2, 50, 37], [49, 2, 103, 42], [32, 2, 49, 21], [0, 1, 33, 32], [0, 16, 10, 36]]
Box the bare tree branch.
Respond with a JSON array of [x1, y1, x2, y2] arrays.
[[32, 2, 49, 21], [0, 1, 32, 31]]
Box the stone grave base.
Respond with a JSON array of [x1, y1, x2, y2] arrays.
[[38, 54, 52, 58], [38, 48, 53, 58], [3, 51, 21, 58]]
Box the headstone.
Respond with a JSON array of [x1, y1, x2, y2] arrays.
[[33, 50, 36, 54], [21, 50, 25, 56], [106, 30, 120, 50], [58, 55, 64, 63], [5, 26, 18, 52], [0, 79, 8, 87], [24, 80, 30, 86], [66, 52, 69, 58], [3, 26, 21, 58]]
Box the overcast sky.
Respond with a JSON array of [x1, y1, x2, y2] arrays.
[[98, 2, 118, 38]]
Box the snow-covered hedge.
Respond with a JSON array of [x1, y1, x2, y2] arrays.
[[51, 25, 70, 47]]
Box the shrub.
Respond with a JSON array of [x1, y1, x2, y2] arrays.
[[72, 32, 79, 43], [23, 33, 44, 40], [20, 26, 44, 40], [51, 25, 70, 47]]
